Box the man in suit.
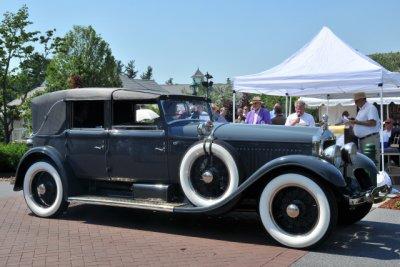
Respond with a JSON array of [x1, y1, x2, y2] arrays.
[[245, 96, 271, 125]]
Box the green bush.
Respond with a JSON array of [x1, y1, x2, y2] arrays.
[[0, 143, 29, 172]]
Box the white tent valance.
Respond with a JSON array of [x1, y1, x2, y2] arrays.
[[300, 96, 400, 107], [233, 27, 400, 96]]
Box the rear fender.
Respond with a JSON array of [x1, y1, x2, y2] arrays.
[[13, 146, 73, 199]]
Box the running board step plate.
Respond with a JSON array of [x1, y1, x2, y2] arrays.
[[68, 195, 185, 212]]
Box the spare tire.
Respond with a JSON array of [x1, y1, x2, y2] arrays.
[[179, 141, 239, 207]]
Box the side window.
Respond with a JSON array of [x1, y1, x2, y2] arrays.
[[113, 101, 161, 129], [72, 101, 104, 129]]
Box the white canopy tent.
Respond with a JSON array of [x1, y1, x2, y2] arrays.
[[233, 26, 400, 171], [234, 26, 400, 96]]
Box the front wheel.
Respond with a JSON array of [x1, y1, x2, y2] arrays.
[[259, 173, 337, 249], [23, 161, 68, 218]]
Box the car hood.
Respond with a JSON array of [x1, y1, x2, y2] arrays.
[[213, 123, 321, 143], [169, 122, 322, 144]]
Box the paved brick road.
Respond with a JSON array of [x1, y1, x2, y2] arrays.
[[0, 195, 306, 266]]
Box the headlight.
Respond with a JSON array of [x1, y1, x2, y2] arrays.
[[312, 135, 322, 156], [341, 142, 357, 164], [323, 145, 342, 167]]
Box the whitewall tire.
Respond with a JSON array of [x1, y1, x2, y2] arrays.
[[23, 161, 67, 218], [259, 173, 337, 249], [180, 142, 239, 207]]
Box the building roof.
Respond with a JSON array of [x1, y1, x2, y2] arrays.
[[8, 85, 46, 107], [119, 75, 169, 94]]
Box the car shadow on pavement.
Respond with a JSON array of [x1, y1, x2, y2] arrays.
[[57, 204, 400, 259], [58, 204, 273, 246], [315, 220, 400, 260]]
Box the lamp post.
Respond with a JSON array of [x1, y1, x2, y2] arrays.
[[191, 68, 205, 96], [202, 72, 213, 99]]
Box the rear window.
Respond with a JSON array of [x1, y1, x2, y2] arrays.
[[71, 101, 104, 128]]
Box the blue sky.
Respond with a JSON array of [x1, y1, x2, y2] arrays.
[[1, 0, 399, 84]]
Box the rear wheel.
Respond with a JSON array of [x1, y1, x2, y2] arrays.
[[259, 173, 337, 249], [23, 161, 68, 218]]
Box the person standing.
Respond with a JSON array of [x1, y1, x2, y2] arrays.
[[348, 92, 381, 166], [217, 107, 228, 123], [271, 104, 286, 125], [285, 100, 315, 127], [245, 96, 271, 124], [270, 103, 280, 119], [235, 107, 246, 123]]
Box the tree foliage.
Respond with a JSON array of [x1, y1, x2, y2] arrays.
[[369, 52, 400, 72], [0, 5, 39, 143], [46, 25, 121, 91], [140, 66, 153, 80], [165, 78, 173, 85], [125, 60, 138, 79]]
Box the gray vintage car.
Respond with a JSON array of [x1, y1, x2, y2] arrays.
[[14, 88, 389, 249]]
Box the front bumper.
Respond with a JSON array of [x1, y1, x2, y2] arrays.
[[348, 184, 392, 206]]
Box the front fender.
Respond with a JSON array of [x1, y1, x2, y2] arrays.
[[174, 155, 345, 214], [13, 146, 71, 199]]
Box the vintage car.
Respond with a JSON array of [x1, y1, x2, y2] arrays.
[[14, 88, 390, 249]]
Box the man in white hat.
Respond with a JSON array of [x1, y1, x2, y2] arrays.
[[349, 92, 381, 165]]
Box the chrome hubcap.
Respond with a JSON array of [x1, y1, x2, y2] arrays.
[[286, 203, 300, 218], [37, 184, 46, 195], [201, 170, 214, 184]]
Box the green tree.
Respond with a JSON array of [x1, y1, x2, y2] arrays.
[[165, 78, 173, 85], [369, 52, 400, 72], [0, 6, 39, 143], [125, 60, 138, 79], [140, 66, 153, 80], [46, 25, 121, 91]]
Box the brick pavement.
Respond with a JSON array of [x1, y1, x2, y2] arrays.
[[0, 196, 306, 266]]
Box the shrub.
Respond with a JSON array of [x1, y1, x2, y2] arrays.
[[0, 143, 29, 172]]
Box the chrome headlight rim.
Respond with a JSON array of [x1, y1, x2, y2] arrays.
[[323, 144, 342, 167]]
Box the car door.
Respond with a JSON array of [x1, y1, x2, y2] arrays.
[[66, 100, 108, 180], [107, 100, 168, 182]]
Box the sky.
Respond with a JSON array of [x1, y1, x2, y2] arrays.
[[0, 0, 399, 84]]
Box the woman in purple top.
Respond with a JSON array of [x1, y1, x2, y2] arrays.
[[245, 96, 271, 124]]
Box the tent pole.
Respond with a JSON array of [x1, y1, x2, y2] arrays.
[[326, 95, 330, 122], [285, 94, 289, 117], [232, 90, 236, 123], [289, 96, 292, 114], [379, 84, 384, 172], [386, 103, 389, 120]]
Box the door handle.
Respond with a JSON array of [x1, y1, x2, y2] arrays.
[[172, 141, 183, 146], [94, 145, 105, 150], [155, 146, 166, 152]]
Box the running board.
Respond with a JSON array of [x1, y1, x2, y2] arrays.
[[68, 195, 185, 212]]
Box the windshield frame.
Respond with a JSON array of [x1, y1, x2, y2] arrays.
[[160, 98, 213, 124]]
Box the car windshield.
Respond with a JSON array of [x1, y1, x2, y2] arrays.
[[161, 99, 211, 123]]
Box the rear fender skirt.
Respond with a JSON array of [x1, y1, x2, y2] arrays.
[[174, 155, 345, 214], [13, 146, 73, 199]]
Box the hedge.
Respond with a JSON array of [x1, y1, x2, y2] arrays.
[[0, 143, 29, 172]]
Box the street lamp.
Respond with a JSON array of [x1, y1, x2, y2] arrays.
[[202, 72, 213, 99], [191, 68, 204, 96]]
